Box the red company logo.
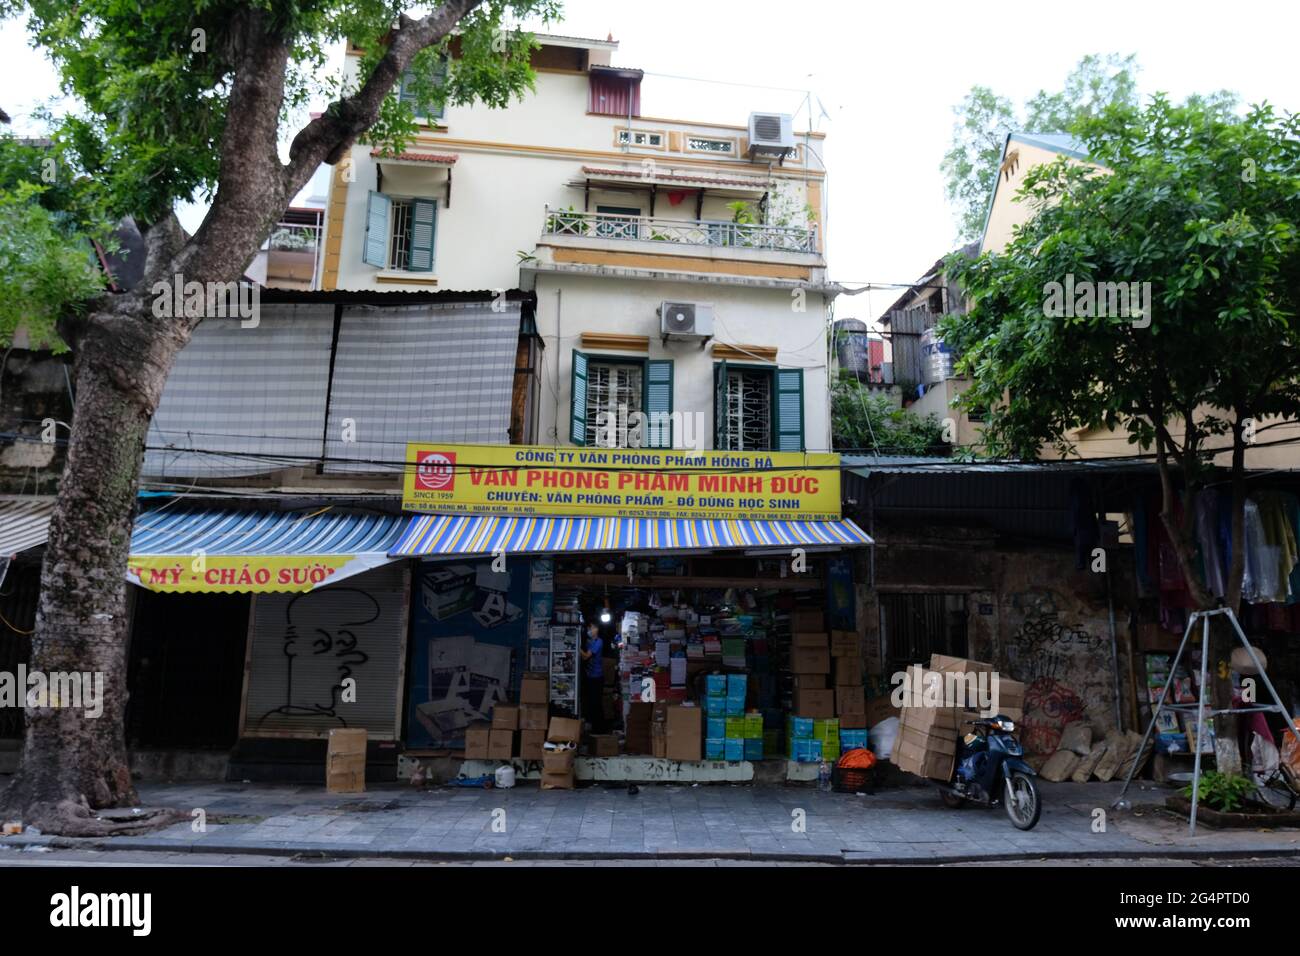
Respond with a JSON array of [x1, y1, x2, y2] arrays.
[[416, 450, 456, 490]]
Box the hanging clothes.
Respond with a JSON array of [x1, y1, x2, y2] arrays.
[[1194, 489, 1228, 600], [1244, 493, 1299, 605], [1284, 493, 1300, 605], [1070, 477, 1099, 571], [1132, 496, 1152, 592]]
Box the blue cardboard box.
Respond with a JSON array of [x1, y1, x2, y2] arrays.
[[788, 716, 814, 738], [704, 696, 727, 717], [706, 674, 728, 697], [728, 674, 748, 697], [707, 717, 727, 739], [725, 738, 745, 762], [744, 738, 763, 761], [725, 695, 745, 716], [705, 738, 726, 760], [840, 729, 869, 751]]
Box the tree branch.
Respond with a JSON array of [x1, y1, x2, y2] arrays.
[[283, 0, 483, 194]]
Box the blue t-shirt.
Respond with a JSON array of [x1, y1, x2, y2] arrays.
[[585, 636, 604, 678]]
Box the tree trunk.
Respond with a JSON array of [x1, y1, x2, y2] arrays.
[[0, 308, 187, 835]]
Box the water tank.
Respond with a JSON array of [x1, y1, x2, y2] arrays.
[[833, 318, 871, 381], [921, 327, 954, 384]]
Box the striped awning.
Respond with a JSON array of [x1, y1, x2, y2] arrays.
[[390, 514, 872, 558], [127, 507, 408, 593], [0, 496, 56, 558]]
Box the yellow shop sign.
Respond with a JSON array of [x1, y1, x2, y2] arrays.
[[401, 443, 841, 521]]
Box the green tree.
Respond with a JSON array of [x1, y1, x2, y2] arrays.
[[941, 54, 1145, 241], [0, 0, 560, 835], [831, 377, 947, 454], [942, 97, 1300, 769]]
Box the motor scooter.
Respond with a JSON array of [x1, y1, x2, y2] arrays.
[[936, 715, 1041, 830]]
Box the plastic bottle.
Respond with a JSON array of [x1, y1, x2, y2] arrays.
[[818, 760, 831, 792]]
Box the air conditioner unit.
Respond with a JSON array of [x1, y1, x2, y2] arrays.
[[747, 112, 795, 159], [659, 301, 714, 340]]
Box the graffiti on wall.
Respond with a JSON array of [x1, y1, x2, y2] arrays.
[[1005, 589, 1112, 755]]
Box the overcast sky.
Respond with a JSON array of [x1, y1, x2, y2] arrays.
[[3, 1, 1296, 325]]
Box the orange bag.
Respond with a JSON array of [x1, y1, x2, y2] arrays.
[[838, 748, 877, 770], [1282, 719, 1300, 777]]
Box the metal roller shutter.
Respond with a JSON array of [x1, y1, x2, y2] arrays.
[[242, 562, 409, 739]]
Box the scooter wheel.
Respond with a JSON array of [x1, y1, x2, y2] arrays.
[[940, 789, 966, 809], [1004, 771, 1041, 830]]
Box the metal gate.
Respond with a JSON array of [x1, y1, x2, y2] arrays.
[[241, 562, 409, 739], [878, 591, 968, 677]]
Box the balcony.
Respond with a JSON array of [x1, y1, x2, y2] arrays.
[[261, 217, 323, 290], [542, 207, 818, 254]]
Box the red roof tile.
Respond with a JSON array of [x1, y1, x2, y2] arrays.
[[370, 149, 459, 165], [580, 166, 767, 189]]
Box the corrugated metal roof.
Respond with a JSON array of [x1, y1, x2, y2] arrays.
[[392, 514, 872, 557], [0, 497, 55, 557], [131, 507, 408, 557], [842, 454, 1157, 475]]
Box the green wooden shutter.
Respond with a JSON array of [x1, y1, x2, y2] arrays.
[[773, 367, 805, 451], [398, 69, 419, 107], [570, 350, 589, 446], [713, 360, 729, 450], [430, 56, 448, 121], [363, 191, 391, 267], [399, 57, 447, 120], [643, 359, 673, 448], [408, 199, 436, 272]]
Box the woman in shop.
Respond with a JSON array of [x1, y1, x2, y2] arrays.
[[580, 621, 606, 734]]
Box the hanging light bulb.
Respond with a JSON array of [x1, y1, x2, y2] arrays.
[[600, 586, 612, 623]]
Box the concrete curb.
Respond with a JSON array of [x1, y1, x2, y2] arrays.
[[6, 834, 1300, 865]]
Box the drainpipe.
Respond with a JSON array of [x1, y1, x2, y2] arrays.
[[553, 288, 562, 442], [1106, 553, 1122, 731]]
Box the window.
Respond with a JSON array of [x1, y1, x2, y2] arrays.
[[713, 362, 804, 451], [363, 192, 437, 272], [614, 128, 664, 148], [589, 72, 642, 117], [686, 135, 735, 155], [570, 351, 673, 448], [388, 200, 412, 270], [585, 361, 643, 447], [595, 205, 642, 240], [399, 55, 449, 122], [722, 369, 771, 451]]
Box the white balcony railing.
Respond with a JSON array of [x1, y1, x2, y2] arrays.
[[541, 206, 818, 254]]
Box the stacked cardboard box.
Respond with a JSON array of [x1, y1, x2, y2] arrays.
[[890, 662, 963, 779], [709, 708, 763, 761], [891, 654, 1014, 780], [326, 728, 367, 793], [785, 716, 823, 762], [464, 722, 491, 759], [490, 702, 518, 759], [625, 701, 653, 754], [542, 716, 581, 790], [520, 673, 548, 704], [651, 701, 668, 758], [791, 632, 833, 717], [666, 704, 702, 761], [813, 718, 840, 761], [829, 630, 867, 727]]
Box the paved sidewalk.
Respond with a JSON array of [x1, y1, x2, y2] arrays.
[[2, 778, 1299, 864]]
